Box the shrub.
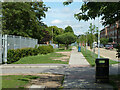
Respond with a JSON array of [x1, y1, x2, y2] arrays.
[[38, 46, 47, 54], [7, 45, 54, 64], [37, 45, 54, 54]]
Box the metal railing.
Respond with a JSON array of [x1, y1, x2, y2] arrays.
[[0, 34, 38, 63]]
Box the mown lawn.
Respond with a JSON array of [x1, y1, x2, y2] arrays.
[[81, 47, 119, 66], [54, 47, 72, 52], [13, 52, 68, 64], [2, 75, 40, 88]]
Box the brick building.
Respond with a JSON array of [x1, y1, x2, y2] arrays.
[[100, 21, 120, 44]]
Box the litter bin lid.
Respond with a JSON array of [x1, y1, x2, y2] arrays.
[[95, 58, 109, 64], [96, 58, 109, 60]]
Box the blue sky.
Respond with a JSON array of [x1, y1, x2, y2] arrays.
[[42, 1, 104, 35]]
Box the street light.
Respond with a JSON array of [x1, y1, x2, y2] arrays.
[[98, 16, 100, 58]]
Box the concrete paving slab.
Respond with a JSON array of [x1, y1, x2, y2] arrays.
[[29, 85, 45, 90], [69, 46, 90, 66], [1, 64, 68, 68]]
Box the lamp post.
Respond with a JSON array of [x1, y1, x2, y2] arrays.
[[98, 16, 100, 58]]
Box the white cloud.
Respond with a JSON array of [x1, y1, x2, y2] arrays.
[[75, 31, 84, 35], [43, 2, 104, 35], [51, 19, 62, 24], [62, 7, 71, 13]]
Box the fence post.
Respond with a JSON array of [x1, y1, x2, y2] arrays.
[[0, 34, 2, 64], [20, 36, 21, 49], [25, 37, 26, 48], [36, 39, 38, 45], [13, 35, 15, 49], [4, 35, 7, 63], [2, 35, 5, 62]]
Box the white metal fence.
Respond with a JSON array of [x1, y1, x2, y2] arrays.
[[0, 34, 38, 64]]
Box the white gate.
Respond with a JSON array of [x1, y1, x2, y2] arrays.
[[0, 34, 8, 64], [0, 34, 7, 64], [1, 35, 7, 64]]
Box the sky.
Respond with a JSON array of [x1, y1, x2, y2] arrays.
[[42, 1, 104, 35]]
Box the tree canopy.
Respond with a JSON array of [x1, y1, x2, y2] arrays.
[[64, 1, 120, 26], [100, 38, 109, 45], [48, 26, 64, 43], [74, 2, 120, 26], [56, 32, 76, 49], [64, 26, 74, 33], [2, 2, 51, 44]]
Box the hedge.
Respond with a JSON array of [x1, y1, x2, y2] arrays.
[[7, 45, 54, 64]]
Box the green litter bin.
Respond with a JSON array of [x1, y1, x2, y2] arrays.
[[95, 58, 109, 83]]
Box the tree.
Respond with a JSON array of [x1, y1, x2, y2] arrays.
[[2, 2, 50, 44], [64, 2, 120, 26], [63, 1, 120, 57], [74, 2, 120, 26], [100, 38, 109, 45], [88, 23, 96, 49], [79, 35, 85, 46], [56, 32, 76, 49], [38, 28, 52, 44], [76, 35, 81, 45], [48, 26, 64, 43], [64, 26, 74, 33]]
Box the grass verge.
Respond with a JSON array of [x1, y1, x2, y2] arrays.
[[55, 46, 73, 52], [13, 52, 68, 64], [55, 48, 72, 52], [2, 75, 40, 88], [2, 74, 65, 89], [81, 47, 119, 66]]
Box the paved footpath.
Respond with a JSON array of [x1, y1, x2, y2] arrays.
[[69, 46, 90, 67], [1, 46, 119, 89], [63, 46, 114, 89]]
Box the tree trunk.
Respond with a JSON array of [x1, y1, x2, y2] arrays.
[[64, 44, 66, 50], [58, 43, 59, 48], [65, 44, 69, 50], [67, 44, 69, 49]]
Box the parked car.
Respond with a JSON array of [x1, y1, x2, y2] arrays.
[[99, 44, 104, 48], [105, 44, 113, 49]]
